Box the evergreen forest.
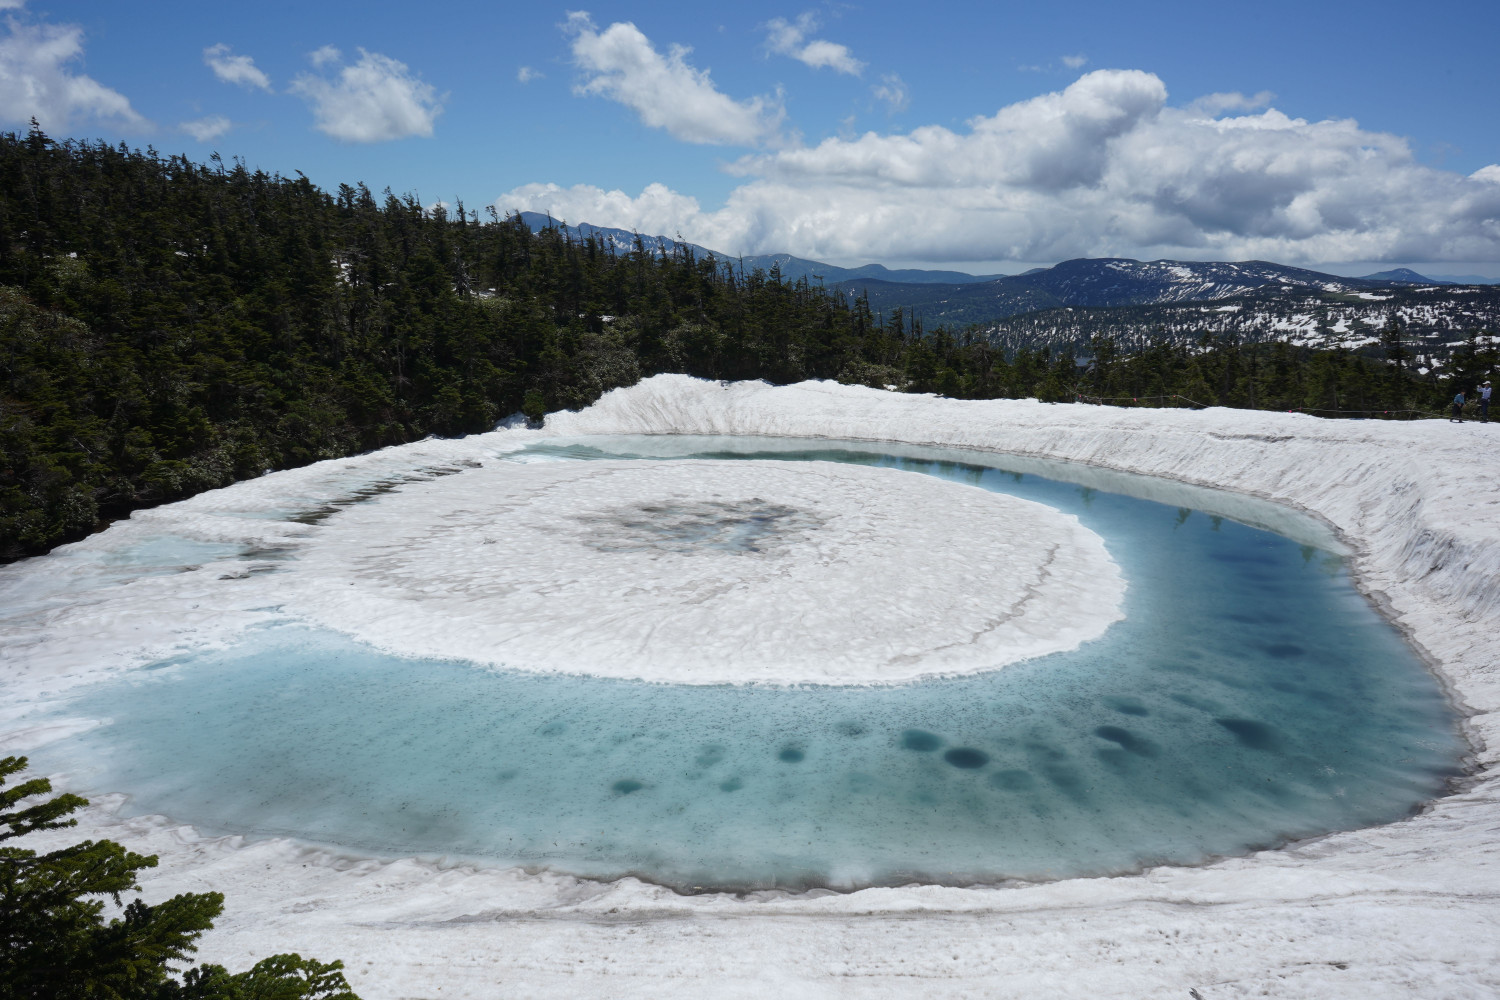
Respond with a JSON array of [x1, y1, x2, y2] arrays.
[[2, 126, 1495, 559]]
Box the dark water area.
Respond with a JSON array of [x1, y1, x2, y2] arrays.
[[38, 439, 1466, 892]]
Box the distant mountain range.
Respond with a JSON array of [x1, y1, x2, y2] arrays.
[[518, 212, 1002, 285], [1422, 273, 1500, 285], [1361, 268, 1453, 285], [518, 211, 1496, 290], [829, 258, 1400, 325], [519, 213, 1500, 362]]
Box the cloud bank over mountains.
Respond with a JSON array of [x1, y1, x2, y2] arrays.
[[503, 64, 1500, 266]]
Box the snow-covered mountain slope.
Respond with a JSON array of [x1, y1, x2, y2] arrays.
[[979, 285, 1500, 361], [516, 211, 702, 259], [833, 258, 1497, 328], [1012, 257, 1385, 304]]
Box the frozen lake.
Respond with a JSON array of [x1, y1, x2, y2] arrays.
[[26, 437, 1465, 892]]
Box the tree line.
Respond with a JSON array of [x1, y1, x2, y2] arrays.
[[2, 125, 1492, 559]]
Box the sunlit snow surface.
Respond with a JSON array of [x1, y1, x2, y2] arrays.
[[279, 459, 1123, 684], [11, 436, 1463, 891]]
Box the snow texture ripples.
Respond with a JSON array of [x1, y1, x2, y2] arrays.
[[280, 459, 1123, 684]]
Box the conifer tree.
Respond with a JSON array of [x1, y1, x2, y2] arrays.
[[1380, 318, 1411, 410], [0, 757, 360, 1000]]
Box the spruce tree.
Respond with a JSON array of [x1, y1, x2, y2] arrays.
[[0, 757, 360, 1000]]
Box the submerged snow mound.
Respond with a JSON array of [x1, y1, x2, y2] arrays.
[[283, 459, 1125, 684]]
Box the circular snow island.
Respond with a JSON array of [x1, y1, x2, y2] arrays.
[[284, 459, 1125, 684]]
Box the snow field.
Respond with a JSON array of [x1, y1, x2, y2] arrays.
[[281, 459, 1123, 684], [4, 374, 1500, 998]]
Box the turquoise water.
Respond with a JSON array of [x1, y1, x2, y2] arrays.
[[38, 439, 1466, 891]]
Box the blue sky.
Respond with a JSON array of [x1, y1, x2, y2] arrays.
[[4, 0, 1499, 276]]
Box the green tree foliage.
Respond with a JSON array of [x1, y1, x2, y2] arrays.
[[1380, 318, 1412, 410], [0, 127, 877, 557], [2, 126, 1484, 560], [1072, 331, 1460, 416], [0, 756, 360, 1000], [1446, 328, 1499, 400]]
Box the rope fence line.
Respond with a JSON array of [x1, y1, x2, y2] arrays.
[[1072, 391, 1440, 418], [1073, 392, 1214, 408], [1282, 406, 1436, 417]]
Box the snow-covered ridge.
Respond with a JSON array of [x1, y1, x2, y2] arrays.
[[1045, 257, 1381, 304], [7, 376, 1500, 997], [979, 285, 1500, 362]]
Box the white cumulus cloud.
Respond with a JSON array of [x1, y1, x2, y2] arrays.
[[871, 73, 908, 113], [180, 114, 231, 142], [203, 43, 270, 91], [1061, 53, 1088, 70], [1189, 90, 1275, 115], [517, 65, 542, 83], [764, 13, 864, 76], [495, 69, 1500, 267], [737, 69, 1168, 192], [566, 12, 784, 147], [0, 15, 142, 129], [309, 45, 341, 68], [496, 181, 706, 236], [291, 48, 443, 143]]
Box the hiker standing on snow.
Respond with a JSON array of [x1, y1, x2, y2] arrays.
[[1481, 381, 1492, 423], [1451, 389, 1467, 423]]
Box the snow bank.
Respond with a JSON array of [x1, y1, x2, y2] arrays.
[[6, 375, 1500, 998]]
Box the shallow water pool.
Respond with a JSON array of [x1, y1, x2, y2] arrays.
[[35, 437, 1466, 891]]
